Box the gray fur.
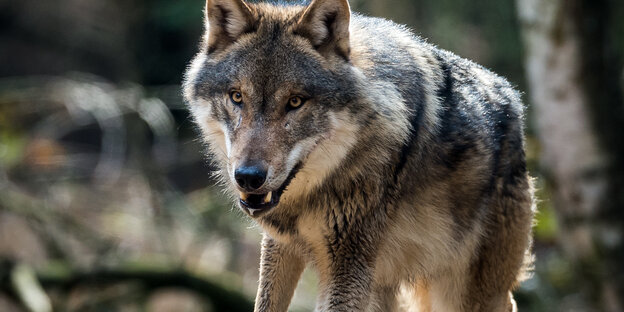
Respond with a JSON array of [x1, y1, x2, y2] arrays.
[[184, 0, 534, 311]]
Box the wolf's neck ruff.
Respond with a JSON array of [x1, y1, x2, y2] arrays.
[[184, 0, 534, 311]]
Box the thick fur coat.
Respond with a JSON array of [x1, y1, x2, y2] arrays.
[[183, 0, 534, 311]]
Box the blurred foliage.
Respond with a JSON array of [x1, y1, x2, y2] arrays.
[[1, 0, 621, 311]]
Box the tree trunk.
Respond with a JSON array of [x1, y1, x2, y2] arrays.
[[517, 0, 624, 310]]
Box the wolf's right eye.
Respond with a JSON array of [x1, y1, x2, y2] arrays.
[[286, 96, 305, 112], [230, 90, 243, 105]]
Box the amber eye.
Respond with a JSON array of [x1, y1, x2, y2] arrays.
[[287, 96, 304, 110], [229, 90, 243, 105]]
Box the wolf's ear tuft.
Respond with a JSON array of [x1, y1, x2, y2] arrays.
[[295, 0, 351, 60], [205, 0, 256, 53]]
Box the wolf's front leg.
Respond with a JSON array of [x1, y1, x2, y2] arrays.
[[316, 257, 375, 311], [254, 235, 305, 312]]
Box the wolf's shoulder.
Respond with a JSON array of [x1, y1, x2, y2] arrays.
[[350, 14, 522, 116], [350, 14, 430, 59], [349, 14, 524, 152], [350, 14, 516, 93]]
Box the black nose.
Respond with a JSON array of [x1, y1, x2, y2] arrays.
[[235, 165, 267, 191]]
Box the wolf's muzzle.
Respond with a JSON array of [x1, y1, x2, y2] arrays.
[[239, 163, 302, 217]]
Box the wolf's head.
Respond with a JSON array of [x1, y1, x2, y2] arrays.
[[184, 0, 365, 217]]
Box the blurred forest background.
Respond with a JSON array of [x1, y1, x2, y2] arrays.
[[1, 0, 623, 311]]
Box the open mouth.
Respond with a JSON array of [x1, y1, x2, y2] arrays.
[[239, 163, 302, 217]]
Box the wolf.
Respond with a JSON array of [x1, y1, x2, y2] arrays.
[[183, 0, 534, 311]]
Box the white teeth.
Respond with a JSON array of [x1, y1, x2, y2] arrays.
[[248, 208, 259, 216], [264, 192, 272, 203], [240, 192, 248, 201]]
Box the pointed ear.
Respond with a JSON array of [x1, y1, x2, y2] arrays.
[[205, 0, 256, 53], [294, 0, 351, 60]]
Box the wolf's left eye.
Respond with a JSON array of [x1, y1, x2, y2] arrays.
[[287, 96, 304, 111], [230, 90, 243, 105]]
